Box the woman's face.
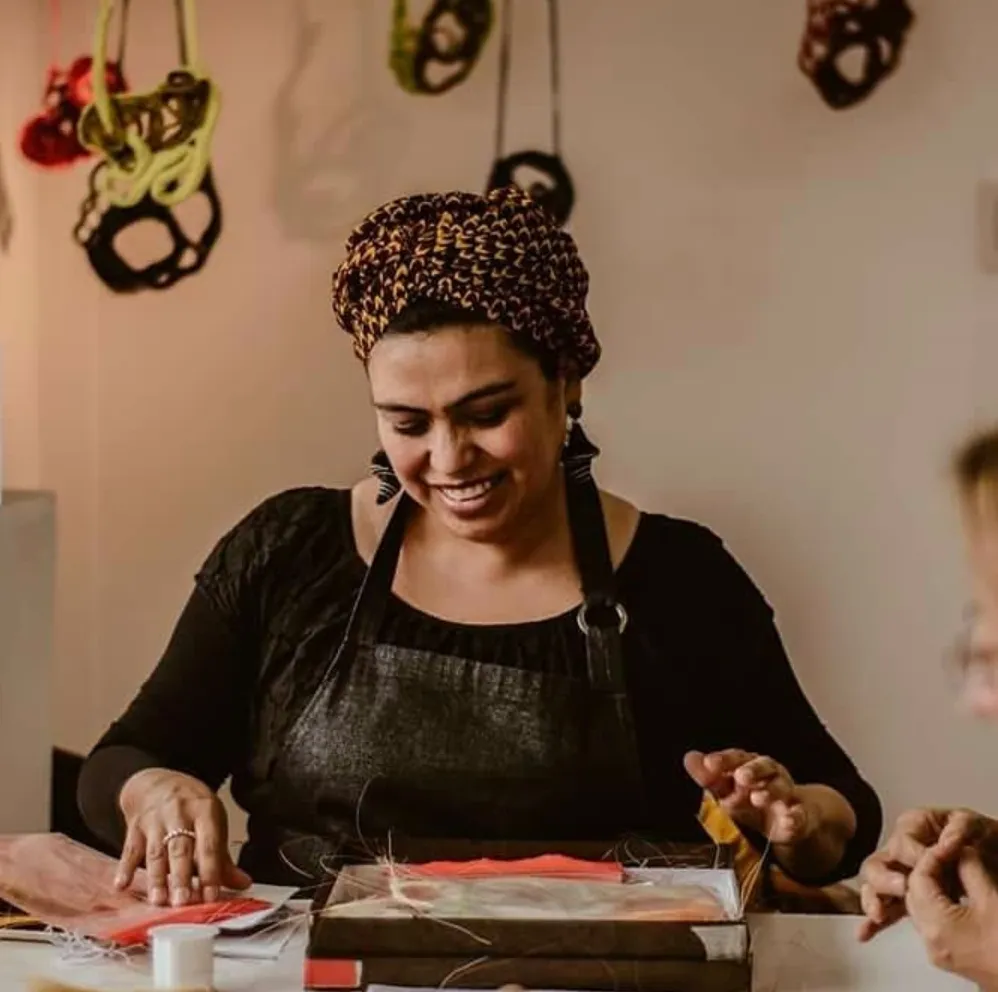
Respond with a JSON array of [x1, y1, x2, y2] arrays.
[[367, 324, 579, 543], [960, 492, 998, 718]]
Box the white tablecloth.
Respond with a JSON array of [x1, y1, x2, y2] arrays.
[[0, 914, 977, 991]]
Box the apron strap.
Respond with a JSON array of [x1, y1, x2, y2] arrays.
[[565, 474, 647, 824], [349, 492, 412, 650], [565, 474, 629, 695]]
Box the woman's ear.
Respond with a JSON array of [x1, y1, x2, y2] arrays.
[[565, 378, 582, 417]]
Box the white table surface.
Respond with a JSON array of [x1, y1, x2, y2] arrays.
[[0, 914, 977, 991]]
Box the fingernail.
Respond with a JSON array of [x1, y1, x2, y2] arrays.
[[172, 887, 190, 906], [113, 874, 125, 889], [151, 887, 167, 905], [203, 886, 219, 903]]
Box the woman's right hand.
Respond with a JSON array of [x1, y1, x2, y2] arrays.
[[115, 767, 252, 907]]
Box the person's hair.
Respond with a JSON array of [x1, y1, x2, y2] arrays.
[[955, 427, 998, 521], [383, 298, 563, 382]]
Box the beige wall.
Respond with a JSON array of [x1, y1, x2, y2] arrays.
[[3, 0, 998, 836], [0, 0, 42, 489]]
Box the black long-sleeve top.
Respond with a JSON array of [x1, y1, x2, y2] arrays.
[[78, 487, 882, 885]]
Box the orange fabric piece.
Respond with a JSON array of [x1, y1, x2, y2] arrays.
[[405, 853, 624, 881]]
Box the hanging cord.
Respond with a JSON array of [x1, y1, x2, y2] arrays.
[[90, 0, 123, 137], [114, 0, 130, 70], [492, 0, 511, 162], [49, 0, 62, 69], [493, 0, 560, 161], [174, 0, 191, 67]]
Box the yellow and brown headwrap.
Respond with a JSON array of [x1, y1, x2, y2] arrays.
[[331, 186, 600, 377]]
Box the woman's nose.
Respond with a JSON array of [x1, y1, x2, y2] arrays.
[[429, 426, 473, 476]]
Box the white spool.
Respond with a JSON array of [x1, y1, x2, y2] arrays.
[[149, 923, 218, 991]]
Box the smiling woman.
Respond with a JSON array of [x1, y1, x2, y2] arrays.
[[76, 186, 882, 908]]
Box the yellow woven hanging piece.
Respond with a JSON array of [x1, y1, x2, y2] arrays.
[[389, 0, 493, 95], [77, 0, 219, 208]]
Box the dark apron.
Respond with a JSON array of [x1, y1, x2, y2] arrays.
[[257, 473, 649, 879]]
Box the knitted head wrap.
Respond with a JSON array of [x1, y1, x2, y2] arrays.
[[331, 186, 600, 377]]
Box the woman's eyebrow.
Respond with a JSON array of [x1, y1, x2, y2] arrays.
[[374, 380, 517, 414]]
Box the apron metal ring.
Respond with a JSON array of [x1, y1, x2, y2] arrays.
[[576, 601, 628, 635]]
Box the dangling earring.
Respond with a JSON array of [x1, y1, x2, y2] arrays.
[[561, 402, 600, 483], [369, 449, 402, 505]]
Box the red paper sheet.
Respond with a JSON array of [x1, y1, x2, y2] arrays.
[[0, 833, 269, 946]]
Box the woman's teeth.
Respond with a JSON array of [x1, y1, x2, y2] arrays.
[[438, 477, 500, 503]]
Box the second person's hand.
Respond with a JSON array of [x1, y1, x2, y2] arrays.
[[858, 807, 994, 942]]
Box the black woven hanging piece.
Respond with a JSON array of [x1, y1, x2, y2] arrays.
[[73, 162, 221, 293], [798, 0, 916, 110]]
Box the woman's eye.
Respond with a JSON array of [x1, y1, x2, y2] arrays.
[[393, 420, 429, 436], [467, 407, 509, 427]]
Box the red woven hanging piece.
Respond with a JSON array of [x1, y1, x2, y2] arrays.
[[20, 65, 89, 168], [19, 0, 128, 168], [67, 55, 128, 112]]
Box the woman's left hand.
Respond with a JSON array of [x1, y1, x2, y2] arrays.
[[906, 843, 998, 990], [684, 749, 811, 845]]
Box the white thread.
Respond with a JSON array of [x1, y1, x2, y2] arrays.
[[149, 923, 217, 990]]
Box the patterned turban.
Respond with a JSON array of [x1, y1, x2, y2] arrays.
[[331, 185, 600, 377]]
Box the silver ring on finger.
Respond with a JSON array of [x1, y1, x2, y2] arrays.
[[164, 828, 197, 846]]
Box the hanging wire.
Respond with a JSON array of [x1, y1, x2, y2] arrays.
[[492, 0, 562, 161], [174, 0, 189, 65], [115, 0, 130, 68], [492, 0, 512, 162], [547, 0, 561, 155]]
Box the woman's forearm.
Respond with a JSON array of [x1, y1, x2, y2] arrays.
[[76, 744, 164, 850]]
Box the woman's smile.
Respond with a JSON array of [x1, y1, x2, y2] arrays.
[[433, 472, 508, 513]]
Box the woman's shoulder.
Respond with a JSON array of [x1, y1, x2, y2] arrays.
[[221, 483, 352, 545], [609, 492, 771, 614], [195, 485, 357, 593], [601, 489, 725, 562]]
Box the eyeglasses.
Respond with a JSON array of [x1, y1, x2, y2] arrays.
[[946, 604, 998, 693]]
